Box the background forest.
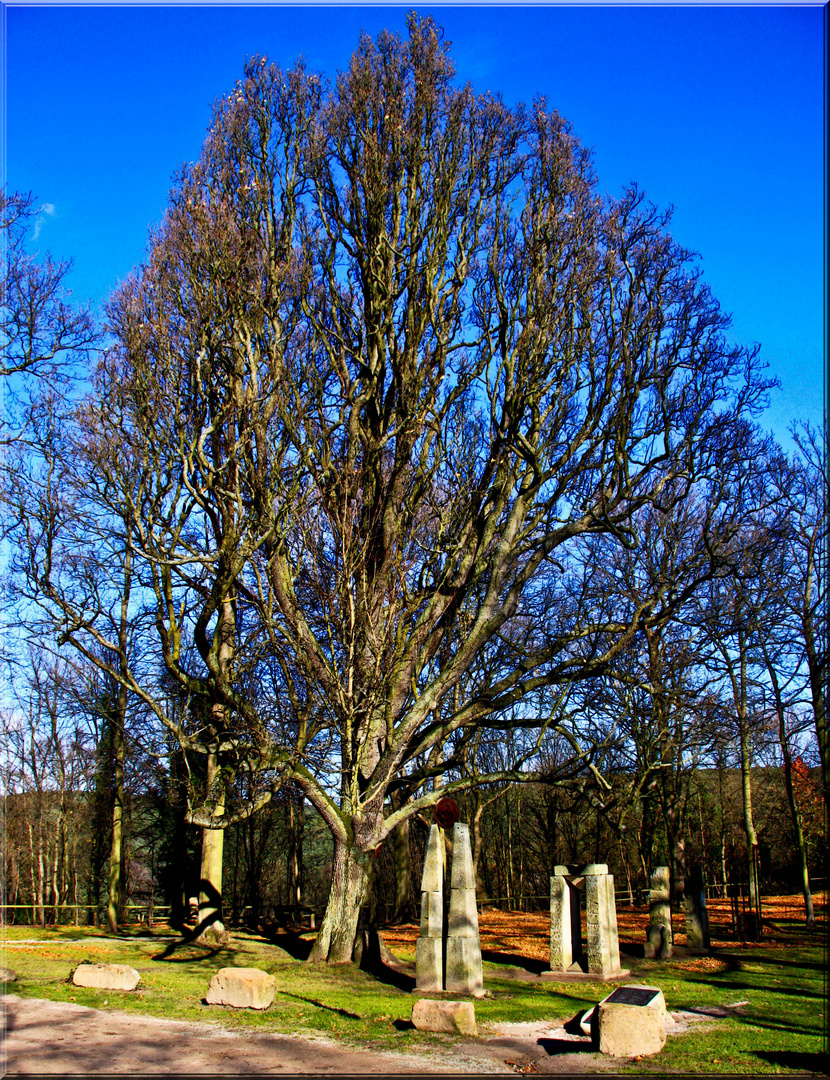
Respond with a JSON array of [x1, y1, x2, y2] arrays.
[[1, 19, 826, 952]]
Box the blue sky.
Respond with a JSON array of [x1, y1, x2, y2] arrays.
[[4, 4, 825, 446]]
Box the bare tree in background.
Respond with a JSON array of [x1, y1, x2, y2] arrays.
[[1, 190, 96, 442]]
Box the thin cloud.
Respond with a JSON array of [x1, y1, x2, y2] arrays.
[[32, 202, 56, 241]]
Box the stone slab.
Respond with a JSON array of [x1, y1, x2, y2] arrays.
[[205, 967, 276, 1010], [411, 998, 477, 1035], [72, 964, 140, 991]]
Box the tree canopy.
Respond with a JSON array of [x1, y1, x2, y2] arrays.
[[12, 16, 783, 960]]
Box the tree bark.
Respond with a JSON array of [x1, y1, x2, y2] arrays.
[[106, 702, 125, 934], [197, 750, 227, 943], [166, 744, 190, 931], [309, 836, 372, 963], [737, 709, 761, 936]]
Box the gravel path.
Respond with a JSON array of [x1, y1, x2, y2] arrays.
[[2, 992, 721, 1074], [0, 993, 635, 1075]]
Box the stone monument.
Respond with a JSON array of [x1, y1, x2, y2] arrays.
[[548, 863, 626, 978], [445, 822, 483, 994], [596, 984, 667, 1057], [684, 864, 710, 951], [644, 866, 673, 959], [415, 823, 445, 992], [416, 811, 483, 996]]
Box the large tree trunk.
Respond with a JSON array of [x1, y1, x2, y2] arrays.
[[106, 702, 125, 934], [802, 611, 828, 816], [197, 750, 227, 943], [309, 836, 372, 963], [388, 788, 414, 922], [737, 711, 761, 936], [166, 744, 190, 931], [391, 816, 413, 922]]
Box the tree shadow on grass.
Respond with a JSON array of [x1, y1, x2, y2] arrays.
[[278, 991, 361, 1020], [359, 930, 416, 992], [715, 951, 828, 973], [260, 929, 314, 961], [480, 949, 548, 975], [151, 936, 230, 963]]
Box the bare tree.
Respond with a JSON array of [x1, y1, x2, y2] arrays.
[[771, 425, 827, 813], [1, 190, 96, 442], [17, 19, 774, 962]]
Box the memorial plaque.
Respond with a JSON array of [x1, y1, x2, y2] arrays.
[[605, 987, 660, 1007]]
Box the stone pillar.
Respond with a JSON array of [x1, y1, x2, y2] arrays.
[[416, 824, 444, 991], [644, 866, 672, 959], [550, 874, 573, 971], [550, 867, 583, 971], [445, 823, 483, 995], [684, 864, 710, 951], [584, 865, 622, 977]]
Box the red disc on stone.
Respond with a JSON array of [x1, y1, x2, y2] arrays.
[[434, 797, 460, 829]]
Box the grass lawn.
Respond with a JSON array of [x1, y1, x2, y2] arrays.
[[3, 894, 827, 1073]]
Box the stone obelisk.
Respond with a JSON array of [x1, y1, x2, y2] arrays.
[[415, 818, 483, 996], [445, 822, 484, 995], [416, 824, 444, 991]]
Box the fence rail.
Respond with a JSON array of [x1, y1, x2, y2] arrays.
[[5, 878, 824, 927]]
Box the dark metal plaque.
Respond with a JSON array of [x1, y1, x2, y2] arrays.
[[605, 987, 659, 1007]]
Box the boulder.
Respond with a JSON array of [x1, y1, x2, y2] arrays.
[[411, 998, 477, 1036], [0, 967, 17, 983], [597, 984, 666, 1057], [206, 967, 276, 1010], [72, 963, 140, 991]]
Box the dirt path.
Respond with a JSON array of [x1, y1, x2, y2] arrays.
[[1, 993, 635, 1075]]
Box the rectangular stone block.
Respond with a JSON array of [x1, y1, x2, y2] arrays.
[[419, 891, 444, 939], [72, 963, 140, 991], [550, 874, 573, 971], [445, 936, 483, 995], [581, 864, 609, 875], [412, 998, 477, 1035], [448, 885, 479, 938], [415, 937, 443, 991], [597, 985, 667, 1057], [605, 873, 621, 971], [584, 873, 609, 974], [206, 967, 276, 1009], [585, 873, 616, 976]]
